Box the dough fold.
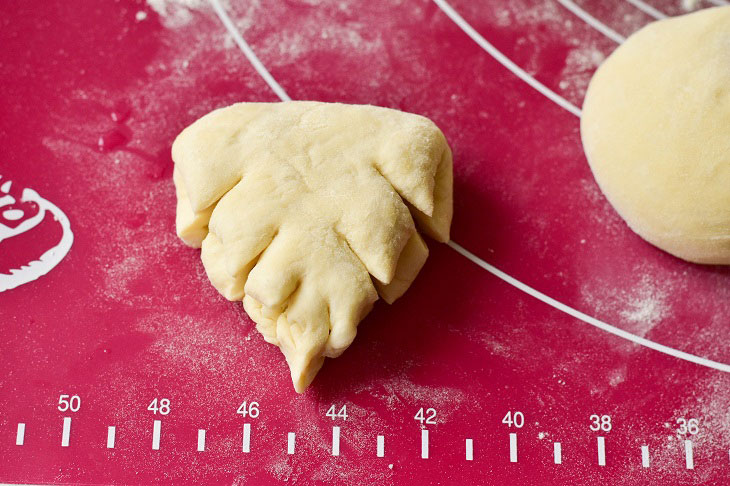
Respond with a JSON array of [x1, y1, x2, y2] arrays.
[[172, 101, 453, 391]]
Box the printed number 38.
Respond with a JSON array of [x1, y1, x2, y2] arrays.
[[589, 414, 612, 432]]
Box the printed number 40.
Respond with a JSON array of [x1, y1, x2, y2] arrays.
[[415, 408, 437, 425], [502, 411, 524, 428]]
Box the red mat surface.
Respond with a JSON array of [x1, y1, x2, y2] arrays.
[[1, 0, 729, 484]]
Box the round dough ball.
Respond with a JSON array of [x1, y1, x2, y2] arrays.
[[581, 7, 730, 265]]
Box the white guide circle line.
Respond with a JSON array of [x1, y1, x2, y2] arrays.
[[208, 0, 730, 374], [447, 241, 730, 373], [556, 0, 627, 44], [432, 0, 582, 117], [209, 0, 291, 102], [624, 0, 667, 20], [465, 438, 473, 461], [554, 442, 562, 464]]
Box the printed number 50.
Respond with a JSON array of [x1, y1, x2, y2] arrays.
[[58, 395, 81, 412]]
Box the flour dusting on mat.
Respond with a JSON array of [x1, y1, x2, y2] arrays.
[[146, 0, 212, 28], [581, 272, 670, 338], [619, 275, 668, 333]]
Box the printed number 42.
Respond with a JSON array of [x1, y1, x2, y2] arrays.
[[415, 408, 437, 425]]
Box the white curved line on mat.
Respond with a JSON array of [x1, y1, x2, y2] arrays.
[[625, 0, 667, 19], [556, 0, 627, 43], [208, 0, 730, 372], [210, 0, 291, 101], [432, 0, 582, 117], [447, 241, 730, 373]]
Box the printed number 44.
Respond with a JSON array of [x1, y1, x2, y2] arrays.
[[326, 405, 348, 421]]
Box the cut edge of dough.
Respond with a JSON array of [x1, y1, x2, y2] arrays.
[[374, 231, 430, 304]]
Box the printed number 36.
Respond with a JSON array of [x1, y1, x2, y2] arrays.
[[677, 418, 699, 435]]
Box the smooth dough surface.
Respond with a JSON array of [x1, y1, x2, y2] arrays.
[[172, 101, 453, 392], [581, 6, 730, 265]]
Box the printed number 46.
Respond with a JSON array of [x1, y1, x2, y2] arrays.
[[237, 401, 260, 419]]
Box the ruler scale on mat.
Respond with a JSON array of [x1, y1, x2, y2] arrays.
[[1, 0, 729, 484]]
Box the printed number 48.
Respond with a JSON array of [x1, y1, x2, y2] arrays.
[[148, 398, 170, 415]]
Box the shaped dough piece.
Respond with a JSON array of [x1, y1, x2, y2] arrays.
[[172, 102, 453, 392], [581, 6, 730, 265]]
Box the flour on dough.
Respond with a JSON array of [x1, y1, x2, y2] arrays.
[[581, 7, 730, 265], [172, 101, 453, 392]]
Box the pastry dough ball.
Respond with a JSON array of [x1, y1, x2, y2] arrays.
[[581, 7, 730, 265]]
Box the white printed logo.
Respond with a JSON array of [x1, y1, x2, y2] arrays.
[[0, 175, 74, 292]]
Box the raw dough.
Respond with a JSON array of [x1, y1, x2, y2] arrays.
[[172, 102, 453, 392], [581, 6, 730, 265]]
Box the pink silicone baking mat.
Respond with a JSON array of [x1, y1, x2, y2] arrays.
[[1, 0, 729, 484]]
